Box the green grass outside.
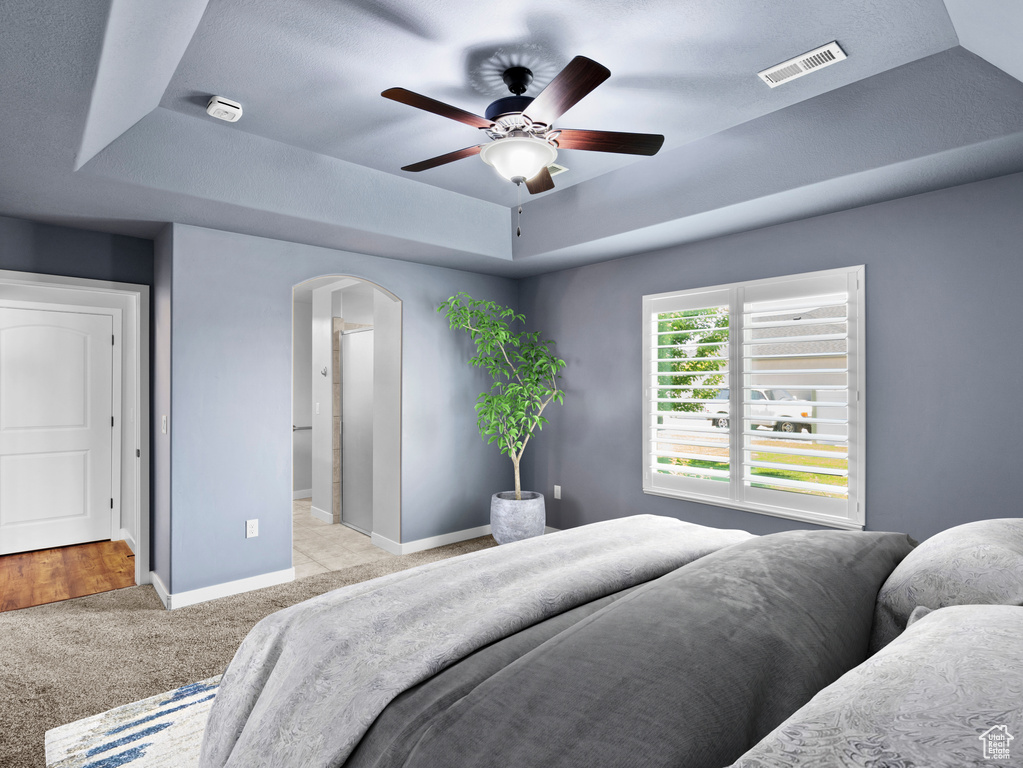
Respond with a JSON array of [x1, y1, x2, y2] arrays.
[[656, 441, 847, 497]]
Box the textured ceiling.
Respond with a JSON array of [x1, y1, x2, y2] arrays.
[[2, 1, 1023, 276], [159, 0, 957, 206]]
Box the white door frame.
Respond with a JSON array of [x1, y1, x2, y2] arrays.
[[0, 269, 150, 585]]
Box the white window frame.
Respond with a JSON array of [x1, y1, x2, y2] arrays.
[[642, 266, 865, 530]]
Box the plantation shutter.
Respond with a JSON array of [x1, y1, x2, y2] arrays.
[[643, 267, 864, 529], [739, 269, 862, 526], [643, 287, 733, 503]]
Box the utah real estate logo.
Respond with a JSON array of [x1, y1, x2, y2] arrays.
[[979, 725, 1013, 761]]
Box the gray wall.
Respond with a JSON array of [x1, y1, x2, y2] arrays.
[[292, 299, 312, 495], [162, 224, 515, 594], [340, 283, 376, 324], [372, 289, 402, 544], [152, 226, 172, 585], [519, 170, 1023, 543], [0, 215, 153, 285], [310, 284, 335, 517]]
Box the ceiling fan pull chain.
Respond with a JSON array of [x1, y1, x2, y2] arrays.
[[516, 181, 523, 237]]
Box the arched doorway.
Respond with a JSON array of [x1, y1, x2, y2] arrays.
[[292, 276, 401, 576]]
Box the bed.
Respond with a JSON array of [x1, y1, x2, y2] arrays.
[[198, 515, 1023, 768]]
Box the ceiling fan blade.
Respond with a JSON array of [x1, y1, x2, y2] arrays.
[[523, 56, 611, 126], [525, 166, 555, 195], [382, 88, 492, 129], [555, 128, 664, 156], [401, 145, 483, 172]]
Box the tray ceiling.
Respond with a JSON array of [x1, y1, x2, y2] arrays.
[[2, 1, 1023, 275]]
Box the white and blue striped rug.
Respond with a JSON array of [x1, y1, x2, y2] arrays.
[[45, 677, 220, 768]]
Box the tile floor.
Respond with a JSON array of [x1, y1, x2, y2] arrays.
[[292, 497, 395, 579]]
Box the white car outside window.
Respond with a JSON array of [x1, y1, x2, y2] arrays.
[[705, 388, 811, 433]]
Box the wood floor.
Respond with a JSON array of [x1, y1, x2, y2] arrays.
[[0, 540, 135, 612]]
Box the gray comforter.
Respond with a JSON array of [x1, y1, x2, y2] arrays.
[[199, 515, 753, 768], [360, 529, 914, 768]]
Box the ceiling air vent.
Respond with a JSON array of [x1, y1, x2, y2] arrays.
[[758, 41, 846, 88], [547, 163, 569, 177]]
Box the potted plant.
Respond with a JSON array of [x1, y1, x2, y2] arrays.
[[439, 292, 566, 544]]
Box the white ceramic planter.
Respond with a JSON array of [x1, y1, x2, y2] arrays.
[[490, 491, 545, 544]]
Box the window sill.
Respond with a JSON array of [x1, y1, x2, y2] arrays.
[[642, 487, 864, 530]]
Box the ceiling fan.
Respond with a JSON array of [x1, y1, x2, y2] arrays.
[[382, 56, 664, 195]]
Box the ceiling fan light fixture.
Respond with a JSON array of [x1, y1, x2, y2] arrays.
[[383, 56, 663, 196], [480, 136, 557, 184]]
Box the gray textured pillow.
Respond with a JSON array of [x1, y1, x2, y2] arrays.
[[870, 518, 1023, 652], [732, 605, 1023, 768]]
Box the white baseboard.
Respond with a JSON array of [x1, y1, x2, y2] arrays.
[[372, 524, 561, 555], [150, 570, 171, 607], [310, 505, 333, 524], [371, 525, 489, 555], [374, 527, 488, 556], [370, 533, 402, 555], [293, 489, 313, 500], [118, 527, 137, 555], [149, 567, 295, 610]]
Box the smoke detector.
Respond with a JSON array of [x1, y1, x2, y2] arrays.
[[206, 96, 243, 122], [758, 42, 847, 88]]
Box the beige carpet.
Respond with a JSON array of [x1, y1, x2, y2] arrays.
[[0, 536, 497, 768]]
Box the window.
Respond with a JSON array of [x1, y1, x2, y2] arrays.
[[642, 266, 864, 529]]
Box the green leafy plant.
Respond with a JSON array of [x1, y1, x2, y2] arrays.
[[657, 307, 729, 414], [439, 292, 566, 500]]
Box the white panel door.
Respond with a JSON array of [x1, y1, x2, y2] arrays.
[[342, 330, 373, 535], [0, 307, 113, 554]]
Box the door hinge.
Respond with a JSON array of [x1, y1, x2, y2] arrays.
[[111, 415, 115, 427], [110, 498, 114, 509], [112, 334, 115, 345], [136, 448, 141, 458]]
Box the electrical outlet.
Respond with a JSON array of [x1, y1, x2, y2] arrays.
[[553, 484, 561, 500], [246, 519, 259, 538]]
